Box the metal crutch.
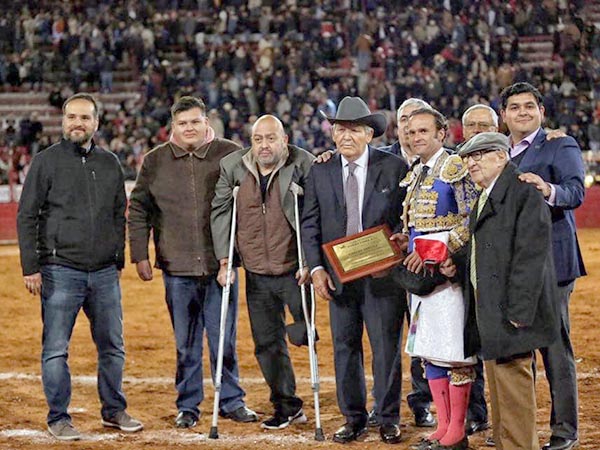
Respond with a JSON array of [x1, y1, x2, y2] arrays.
[[209, 186, 239, 440], [290, 183, 324, 441]]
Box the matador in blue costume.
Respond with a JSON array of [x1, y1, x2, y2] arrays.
[[400, 108, 479, 450]]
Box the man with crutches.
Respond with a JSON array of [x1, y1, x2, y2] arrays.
[[211, 114, 316, 432]]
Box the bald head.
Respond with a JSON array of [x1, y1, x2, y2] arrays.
[[251, 114, 289, 174], [252, 114, 285, 136]]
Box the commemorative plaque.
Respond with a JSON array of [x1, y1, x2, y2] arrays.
[[322, 224, 403, 283]]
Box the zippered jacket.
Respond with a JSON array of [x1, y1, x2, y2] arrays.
[[211, 144, 315, 271], [17, 139, 126, 275], [128, 138, 240, 276]]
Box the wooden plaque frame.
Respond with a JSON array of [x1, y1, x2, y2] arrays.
[[322, 224, 403, 283]]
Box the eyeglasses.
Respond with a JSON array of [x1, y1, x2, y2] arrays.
[[461, 149, 497, 162], [463, 121, 494, 129]]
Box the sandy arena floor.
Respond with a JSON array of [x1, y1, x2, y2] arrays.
[[1, 230, 599, 449]]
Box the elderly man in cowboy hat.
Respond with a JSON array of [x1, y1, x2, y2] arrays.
[[301, 96, 408, 444]]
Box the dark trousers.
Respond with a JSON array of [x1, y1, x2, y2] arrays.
[[539, 281, 578, 440], [330, 277, 404, 426], [407, 356, 432, 414], [468, 357, 488, 423], [245, 271, 303, 416]]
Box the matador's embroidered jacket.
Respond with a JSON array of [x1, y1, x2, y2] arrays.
[[400, 150, 479, 254]]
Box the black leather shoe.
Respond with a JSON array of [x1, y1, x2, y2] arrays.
[[220, 406, 258, 423], [368, 409, 380, 428], [484, 436, 495, 447], [379, 423, 402, 444], [332, 423, 368, 444], [411, 438, 436, 450], [431, 436, 468, 450], [465, 419, 490, 435], [542, 436, 579, 450], [414, 409, 436, 427]]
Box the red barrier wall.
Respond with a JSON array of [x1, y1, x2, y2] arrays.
[[575, 185, 600, 228], [0, 203, 18, 243], [0, 186, 599, 243]]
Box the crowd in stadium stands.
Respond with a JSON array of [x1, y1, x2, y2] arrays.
[[1, 0, 600, 184]]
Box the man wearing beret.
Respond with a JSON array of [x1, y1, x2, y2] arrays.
[[301, 96, 407, 444], [444, 132, 559, 450]]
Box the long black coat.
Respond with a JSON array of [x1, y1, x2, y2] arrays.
[[460, 162, 559, 361]]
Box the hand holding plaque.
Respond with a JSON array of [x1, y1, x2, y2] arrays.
[[322, 225, 404, 283]]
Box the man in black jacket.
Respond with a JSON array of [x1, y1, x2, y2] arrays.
[[17, 93, 142, 441]]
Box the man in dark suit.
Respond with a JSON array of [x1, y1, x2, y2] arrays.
[[451, 132, 559, 450], [301, 96, 408, 444], [500, 82, 586, 450]]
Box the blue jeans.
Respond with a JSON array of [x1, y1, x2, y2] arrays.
[[162, 271, 245, 418], [40, 264, 127, 425]]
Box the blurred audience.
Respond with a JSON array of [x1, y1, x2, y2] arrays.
[[0, 0, 598, 184]]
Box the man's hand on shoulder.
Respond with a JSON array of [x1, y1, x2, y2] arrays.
[[545, 128, 567, 140], [314, 150, 335, 164], [518, 172, 552, 198]]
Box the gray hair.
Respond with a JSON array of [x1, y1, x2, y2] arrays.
[[332, 123, 374, 135], [462, 104, 499, 127], [397, 98, 432, 122]]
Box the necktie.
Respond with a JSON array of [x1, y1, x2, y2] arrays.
[[470, 189, 488, 292], [418, 165, 429, 185], [345, 162, 360, 236]]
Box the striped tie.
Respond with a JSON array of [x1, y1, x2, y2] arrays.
[[345, 162, 360, 236], [470, 189, 488, 292]]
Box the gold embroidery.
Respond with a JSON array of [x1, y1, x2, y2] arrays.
[[400, 170, 417, 187], [440, 154, 469, 183], [449, 225, 470, 253], [450, 366, 476, 385], [414, 213, 463, 232]]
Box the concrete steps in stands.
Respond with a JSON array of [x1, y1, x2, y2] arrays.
[[0, 91, 141, 140]]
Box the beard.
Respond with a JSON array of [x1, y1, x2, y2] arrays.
[[64, 129, 93, 146], [257, 152, 283, 171]]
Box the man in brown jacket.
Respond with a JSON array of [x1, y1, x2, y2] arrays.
[[128, 96, 257, 429], [211, 115, 315, 430]]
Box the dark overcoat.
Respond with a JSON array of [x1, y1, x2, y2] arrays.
[[461, 162, 559, 361]]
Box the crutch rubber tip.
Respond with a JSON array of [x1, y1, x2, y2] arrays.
[[315, 428, 325, 441], [208, 427, 219, 439]]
